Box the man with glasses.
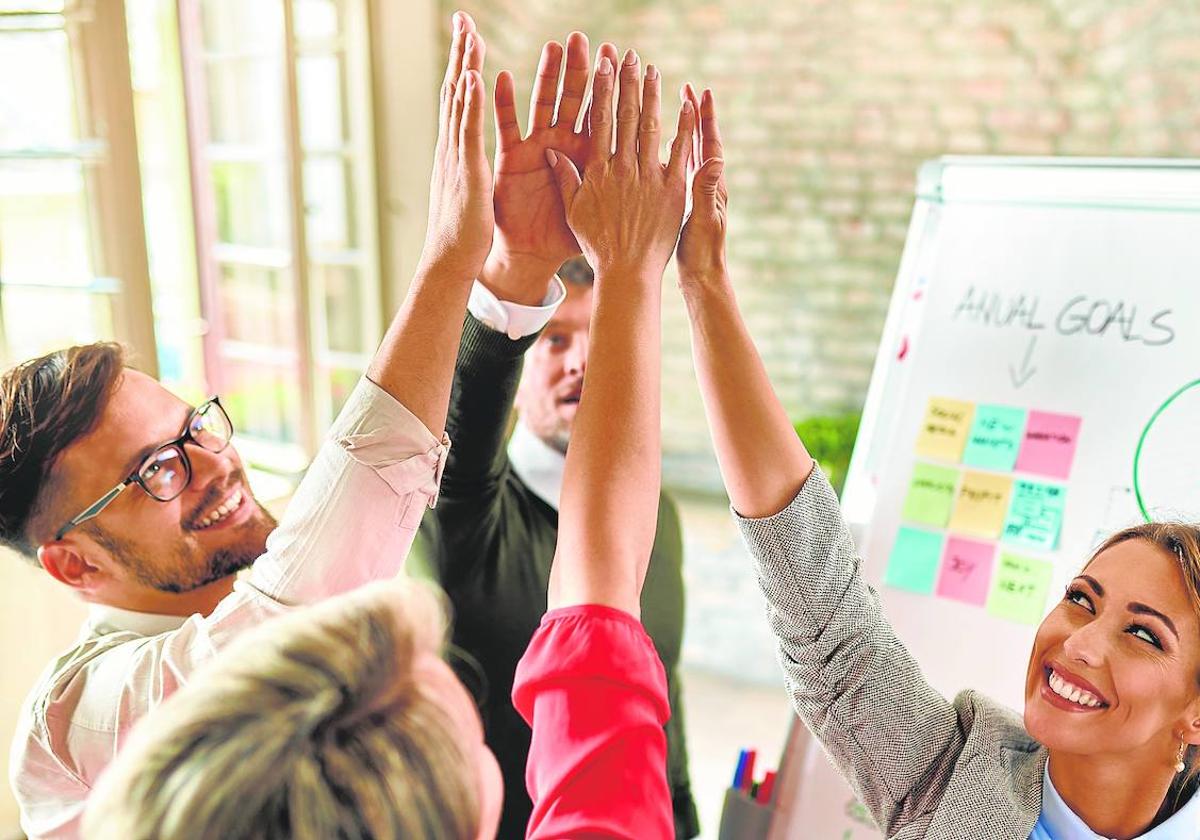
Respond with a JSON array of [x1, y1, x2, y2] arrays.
[[4, 12, 492, 837]]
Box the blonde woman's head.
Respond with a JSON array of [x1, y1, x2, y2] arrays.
[[83, 580, 503, 840]]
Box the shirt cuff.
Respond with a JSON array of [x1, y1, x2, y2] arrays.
[[330, 376, 451, 508], [468, 276, 566, 340]]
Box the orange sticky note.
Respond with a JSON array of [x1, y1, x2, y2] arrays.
[[948, 470, 1013, 538], [915, 397, 975, 463]]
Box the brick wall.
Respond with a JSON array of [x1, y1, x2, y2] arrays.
[[444, 0, 1200, 468]]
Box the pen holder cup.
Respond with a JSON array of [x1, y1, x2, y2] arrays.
[[718, 787, 775, 840]]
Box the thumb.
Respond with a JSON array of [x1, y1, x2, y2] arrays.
[[694, 158, 725, 198], [544, 149, 582, 206]]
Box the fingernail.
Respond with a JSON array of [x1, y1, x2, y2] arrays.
[[598, 56, 613, 75], [464, 33, 473, 51], [682, 99, 694, 114], [646, 64, 659, 81], [545, 149, 559, 165], [452, 12, 462, 33], [623, 48, 637, 66]]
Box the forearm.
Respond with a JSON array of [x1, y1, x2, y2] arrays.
[[366, 263, 474, 437], [551, 273, 661, 615], [682, 274, 814, 518]]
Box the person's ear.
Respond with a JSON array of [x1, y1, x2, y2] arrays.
[[1179, 698, 1200, 746], [38, 541, 103, 593]]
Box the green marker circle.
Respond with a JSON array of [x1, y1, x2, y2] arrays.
[[1133, 378, 1200, 522]]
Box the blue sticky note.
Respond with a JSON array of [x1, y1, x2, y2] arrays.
[[963, 405, 1027, 471], [1002, 479, 1067, 551], [885, 527, 945, 594]]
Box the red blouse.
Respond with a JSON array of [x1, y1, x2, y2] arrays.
[[511, 604, 674, 839]]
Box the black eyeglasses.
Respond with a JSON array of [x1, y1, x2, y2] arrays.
[[54, 397, 234, 540]]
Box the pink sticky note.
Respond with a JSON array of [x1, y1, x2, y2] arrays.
[[1015, 411, 1082, 479], [936, 537, 996, 606]]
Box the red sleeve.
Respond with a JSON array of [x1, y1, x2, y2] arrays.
[[511, 604, 673, 840]]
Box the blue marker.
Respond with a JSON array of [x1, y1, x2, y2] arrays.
[[732, 749, 749, 789]]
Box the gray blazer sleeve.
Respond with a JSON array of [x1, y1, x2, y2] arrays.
[[734, 467, 966, 834]]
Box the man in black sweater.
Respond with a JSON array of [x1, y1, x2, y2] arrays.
[[410, 34, 699, 839]]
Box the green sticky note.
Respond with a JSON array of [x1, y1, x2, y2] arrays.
[[987, 552, 1053, 624], [886, 527, 945, 594], [902, 463, 960, 527], [963, 405, 1027, 471], [1002, 479, 1067, 551]]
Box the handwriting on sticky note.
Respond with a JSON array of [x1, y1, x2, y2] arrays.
[[963, 405, 1027, 471], [886, 527, 944, 594], [1003, 479, 1067, 551], [987, 552, 1053, 624], [948, 471, 1013, 538], [1015, 411, 1082, 479], [915, 397, 975, 462], [902, 463, 960, 527], [936, 537, 996, 606]]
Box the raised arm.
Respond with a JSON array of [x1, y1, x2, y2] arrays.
[[675, 88, 814, 516], [542, 51, 694, 615], [674, 90, 966, 834], [365, 11, 492, 436]]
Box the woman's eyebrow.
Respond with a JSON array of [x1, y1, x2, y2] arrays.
[[1078, 575, 1104, 597], [1128, 602, 1179, 640]]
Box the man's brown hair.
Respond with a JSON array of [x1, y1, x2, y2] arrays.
[[0, 342, 127, 559]]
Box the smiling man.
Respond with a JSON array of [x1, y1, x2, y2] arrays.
[[3, 11, 495, 836]]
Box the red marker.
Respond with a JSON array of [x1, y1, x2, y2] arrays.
[[740, 750, 757, 792], [756, 770, 777, 804]]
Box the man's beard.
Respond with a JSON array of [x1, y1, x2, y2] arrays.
[[88, 504, 277, 594]]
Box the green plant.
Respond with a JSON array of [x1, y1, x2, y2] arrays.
[[793, 413, 862, 496]]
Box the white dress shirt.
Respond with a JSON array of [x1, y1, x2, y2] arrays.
[[1033, 763, 1200, 839], [466, 276, 565, 339], [8, 377, 448, 839], [506, 419, 566, 510]]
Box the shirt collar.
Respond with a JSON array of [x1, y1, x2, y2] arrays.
[[507, 421, 565, 511], [1041, 763, 1200, 839], [86, 602, 188, 637]]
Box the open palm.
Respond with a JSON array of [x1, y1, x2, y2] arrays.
[[492, 35, 619, 270]]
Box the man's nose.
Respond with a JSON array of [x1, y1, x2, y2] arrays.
[[566, 335, 588, 377]]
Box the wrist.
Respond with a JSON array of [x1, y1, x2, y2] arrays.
[[680, 270, 736, 316], [478, 248, 561, 306]]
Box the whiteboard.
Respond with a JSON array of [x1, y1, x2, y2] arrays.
[[771, 157, 1200, 838]]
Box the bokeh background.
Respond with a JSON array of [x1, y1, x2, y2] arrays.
[[1, 0, 1198, 835]]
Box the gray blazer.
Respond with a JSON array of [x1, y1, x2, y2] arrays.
[[735, 467, 1045, 839]]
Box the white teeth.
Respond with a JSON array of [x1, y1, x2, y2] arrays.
[[195, 490, 242, 530], [1048, 669, 1104, 708]]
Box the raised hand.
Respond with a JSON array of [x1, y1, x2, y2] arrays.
[[418, 11, 493, 282], [677, 86, 729, 288], [544, 50, 695, 282], [481, 36, 620, 303]]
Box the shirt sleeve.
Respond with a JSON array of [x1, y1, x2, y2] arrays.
[[733, 466, 964, 835], [246, 375, 449, 604], [467, 277, 566, 339], [512, 605, 674, 840]]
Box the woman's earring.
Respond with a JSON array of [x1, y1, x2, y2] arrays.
[[1175, 741, 1187, 774]]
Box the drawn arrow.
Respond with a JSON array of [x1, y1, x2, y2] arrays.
[[1009, 335, 1038, 389]]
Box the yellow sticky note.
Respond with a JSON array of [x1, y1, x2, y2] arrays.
[[948, 470, 1013, 538], [915, 397, 975, 463]]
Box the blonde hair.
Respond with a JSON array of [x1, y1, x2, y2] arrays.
[[1089, 522, 1200, 802], [83, 580, 480, 840]]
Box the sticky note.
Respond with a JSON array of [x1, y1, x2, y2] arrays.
[[948, 471, 1013, 538], [1015, 411, 1082, 479], [963, 405, 1027, 471], [901, 463, 960, 527], [915, 397, 975, 462], [936, 537, 996, 606], [885, 527, 945, 595], [1003, 479, 1067, 551], [987, 552, 1053, 624]]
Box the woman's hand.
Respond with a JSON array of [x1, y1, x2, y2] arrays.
[[676, 86, 729, 292], [418, 11, 494, 283], [543, 50, 695, 283]]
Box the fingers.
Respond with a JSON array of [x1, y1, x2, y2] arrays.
[[666, 98, 696, 182], [693, 156, 725, 200], [439, 12, 473, 136], [545, 148, 582, 206], [528, 41, 563, 131], [587, 53, 615, 162], [683, 84, 702, 172], [555, 31, 590, 130], [493, 70, 521, 150], [638, 65, 662, 170], [614, 49, 641, 167], [699, 88, 725, 164], [460, 70, 487, 164]]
